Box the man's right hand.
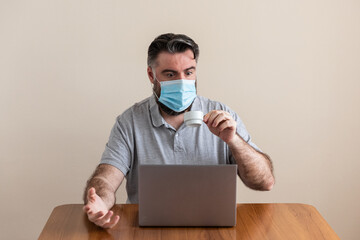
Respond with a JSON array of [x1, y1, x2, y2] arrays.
[[83, 187, 120, 228]]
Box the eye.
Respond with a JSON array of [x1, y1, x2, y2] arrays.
[[186, 71, 193, 76], [166, 73, 175, 78]]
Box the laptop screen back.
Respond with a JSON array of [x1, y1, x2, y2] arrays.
[[138, 164, 237, 227]]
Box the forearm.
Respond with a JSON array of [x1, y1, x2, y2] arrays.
[[228, 134, 274, 191], [83, 176, 116, 209]]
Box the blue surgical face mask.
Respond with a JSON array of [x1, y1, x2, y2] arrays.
[[154, 79, 197, 112]]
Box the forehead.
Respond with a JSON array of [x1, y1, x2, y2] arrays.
[[155, 49, 196, 70]]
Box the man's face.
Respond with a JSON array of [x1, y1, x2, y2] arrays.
[[148, 49, 197, 96]]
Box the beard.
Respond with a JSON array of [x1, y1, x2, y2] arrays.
[[153, 81, 193, 116]]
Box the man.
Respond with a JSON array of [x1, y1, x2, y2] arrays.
[[83, 33, 275, 228]]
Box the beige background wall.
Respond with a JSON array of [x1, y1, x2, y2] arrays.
[[1, 0, 359, 239]]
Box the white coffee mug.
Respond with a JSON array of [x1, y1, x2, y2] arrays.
[[184, 111, 204, 127]]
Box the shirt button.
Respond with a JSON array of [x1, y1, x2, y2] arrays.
[[175, 133, 179, 137]]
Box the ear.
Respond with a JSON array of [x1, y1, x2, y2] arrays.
[[147, 67, 155, 84]]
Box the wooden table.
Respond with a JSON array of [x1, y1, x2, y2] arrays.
[[39, 204, 340, 240]]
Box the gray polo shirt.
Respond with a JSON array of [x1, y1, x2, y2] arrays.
[[100, 95, 260, 203]]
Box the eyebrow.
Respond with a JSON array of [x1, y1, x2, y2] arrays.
[[185, 66, 196, 71], [161, 69, 177, 74], [161, 66, 196, 74]]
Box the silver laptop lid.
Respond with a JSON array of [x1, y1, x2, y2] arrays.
[[138, 164, 237, 227]]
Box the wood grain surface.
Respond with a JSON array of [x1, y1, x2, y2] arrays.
[[38, 203, 340, 240]]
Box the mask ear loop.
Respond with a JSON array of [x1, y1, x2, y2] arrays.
[[151, 69, 160, 99], [195, 78, 198, 94], [151, 82, 160, 99]]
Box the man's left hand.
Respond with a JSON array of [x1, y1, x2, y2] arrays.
[[203, 110, 237, 144]]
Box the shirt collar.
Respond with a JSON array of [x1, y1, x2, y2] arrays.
[[149, 95, 201, 128], [189, 96, 201, 111], [149, 95, 164, 128]]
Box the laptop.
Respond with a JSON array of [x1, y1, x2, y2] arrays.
[[138, 164, 237, 227]]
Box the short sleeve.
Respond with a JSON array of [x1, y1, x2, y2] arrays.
[[233, 113, 261, 152], [223, 106, 262, 164], [100, 116, 133, 176]]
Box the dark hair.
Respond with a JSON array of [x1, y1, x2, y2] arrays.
[[147, 33, 199, 67]]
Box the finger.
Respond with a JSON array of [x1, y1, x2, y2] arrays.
[[203, 112, 211, 123], [218, 120, 236, 133], [102, 215, 120, 229], [88, 210, 105, 221], [206, 111, 219, 126], [95, 211, 113, 226], [88, 211, 105, 222], [83, 205, 90, 213], [212, 113, 230, 128], [212, 111, 232, 127], [87, 187, 96, 202]]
